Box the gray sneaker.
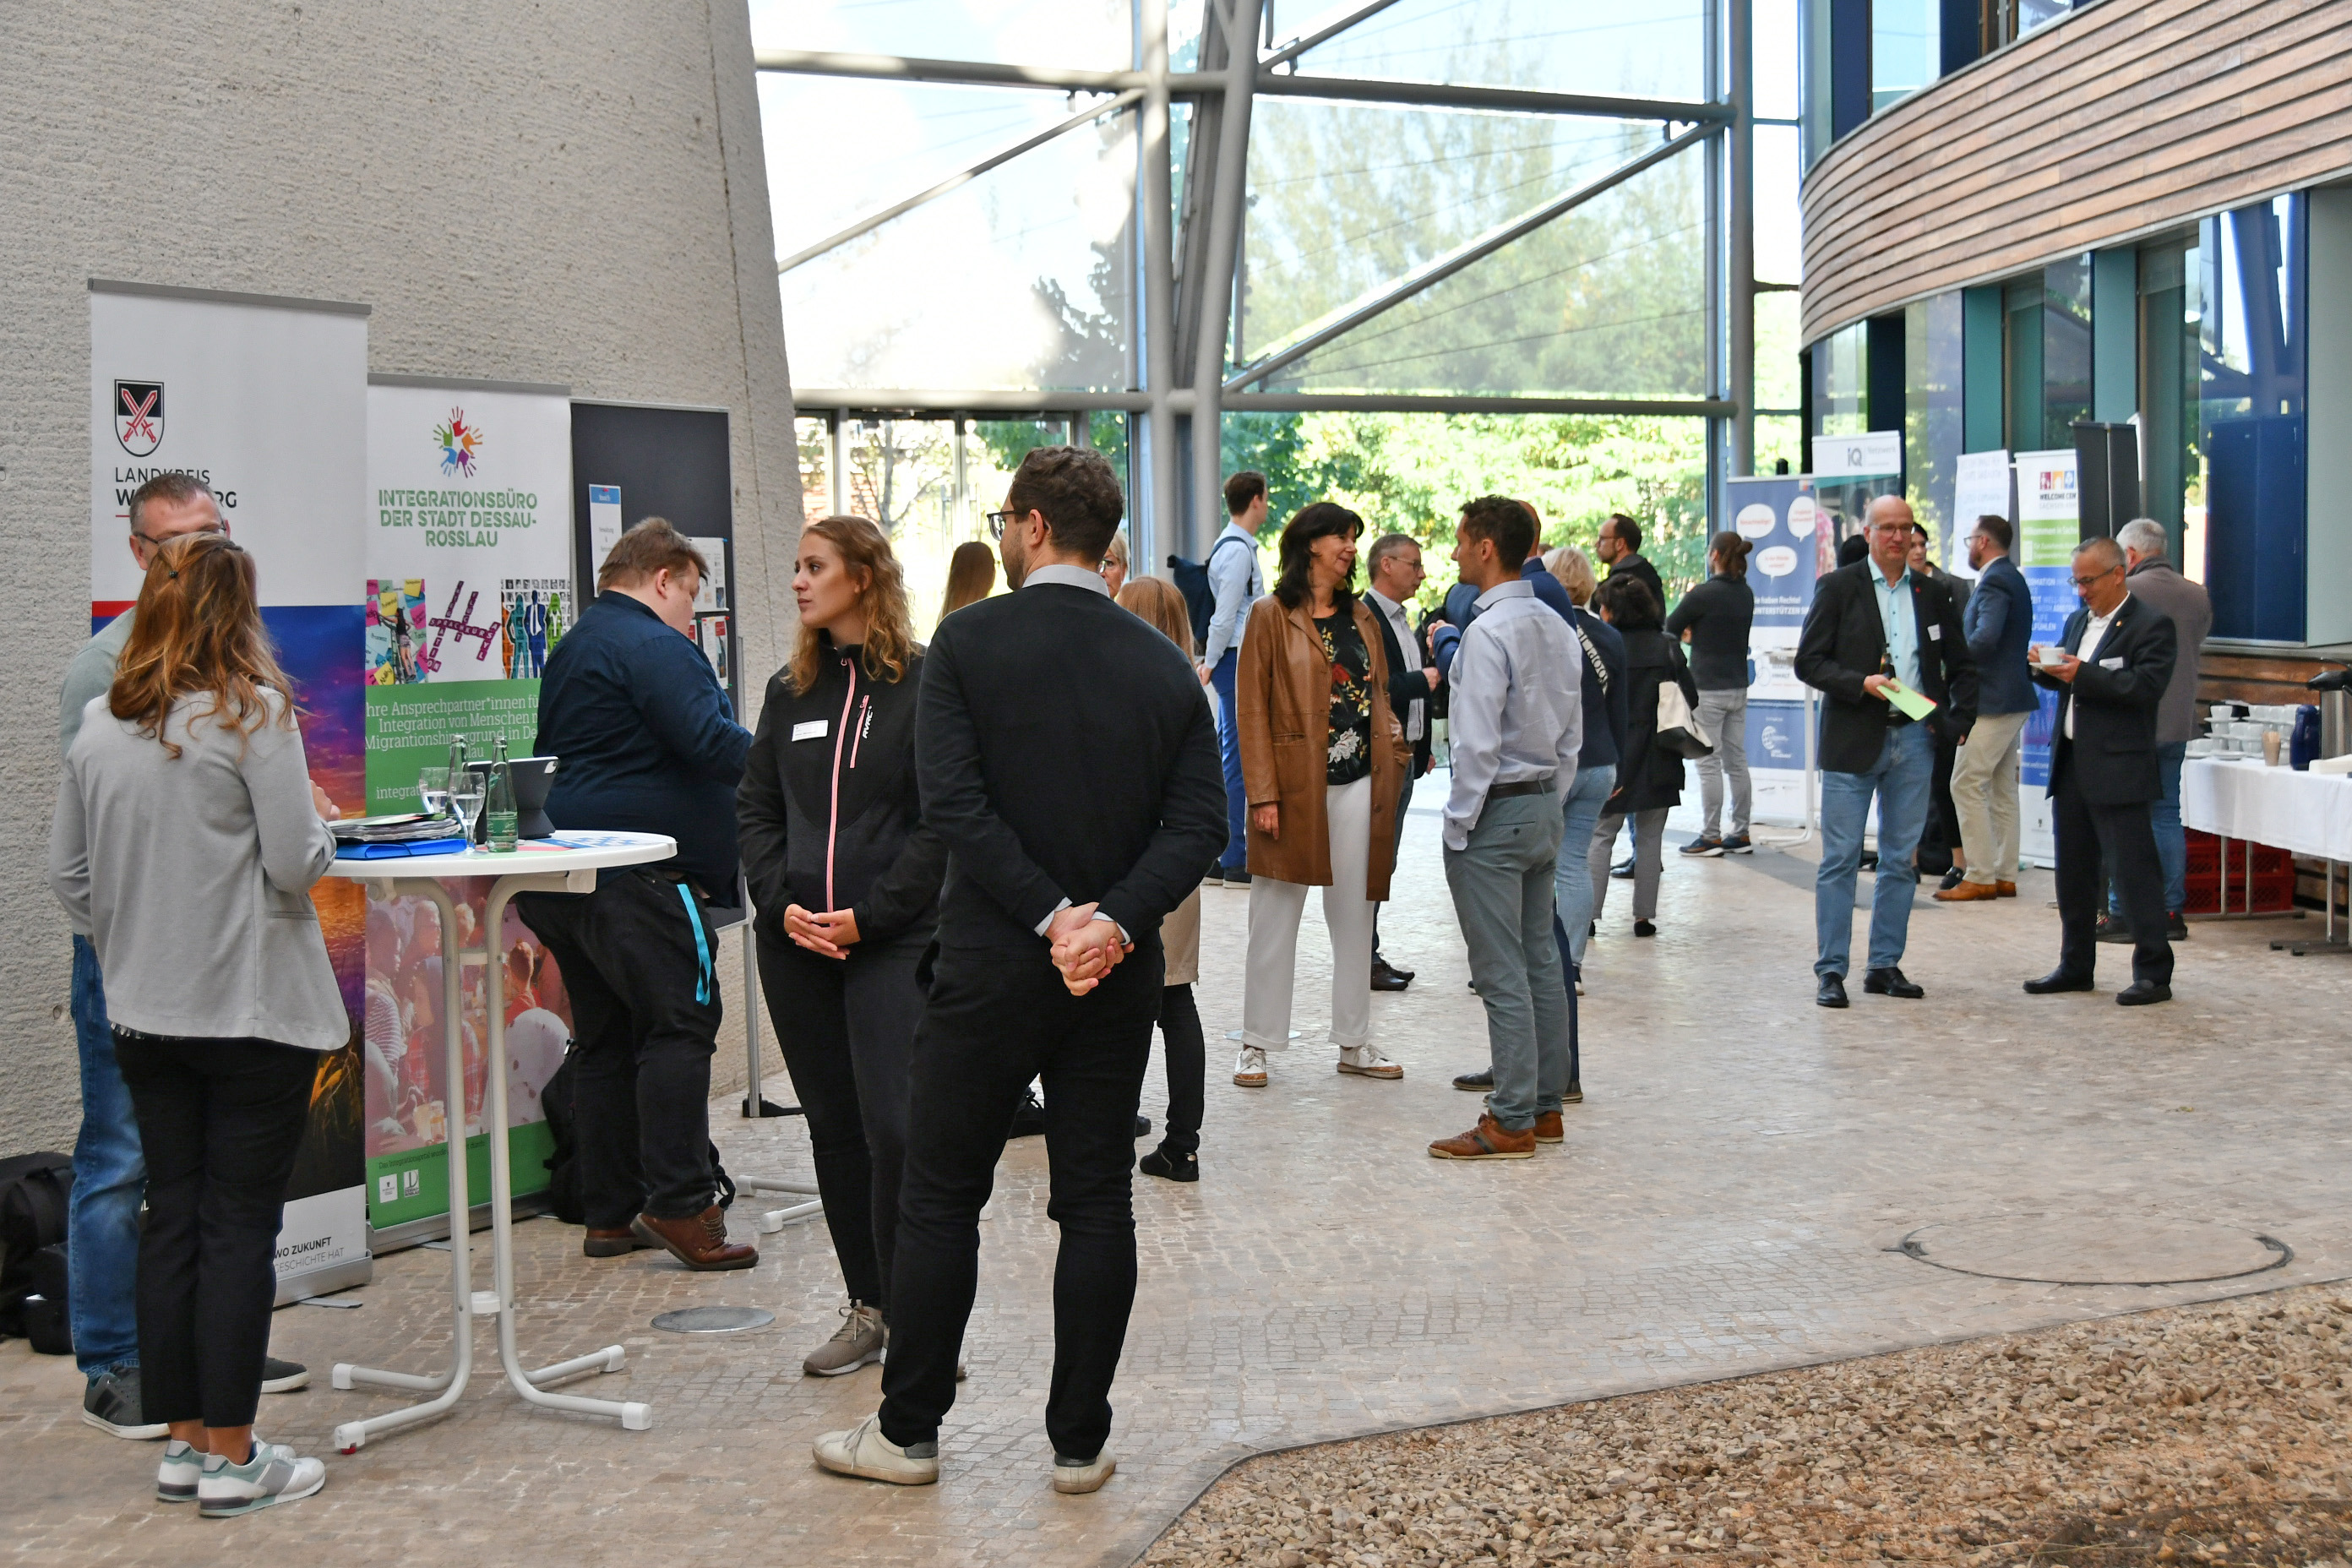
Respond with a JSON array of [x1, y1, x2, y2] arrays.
[[802, 1301, 886, 1377], [197, 1437, 326, 1517], [82, 1364, 167, 1440]]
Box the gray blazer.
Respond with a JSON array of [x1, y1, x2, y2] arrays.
[[52, 689, 346, 1051], [2125, 559, 2213, 744]]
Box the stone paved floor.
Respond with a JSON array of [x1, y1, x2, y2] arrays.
[[8, 799, 2351, 1565]]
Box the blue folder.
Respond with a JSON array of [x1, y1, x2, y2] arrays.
[[335, 836, 473, 860]]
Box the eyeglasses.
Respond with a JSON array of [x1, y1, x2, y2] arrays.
[[985, 509, 1015, 540], [132, 523, 227, 551], [2072, 569, 2118, 588]]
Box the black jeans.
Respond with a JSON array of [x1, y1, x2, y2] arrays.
[[1155, 983, 1205, 1159], [879, 944, 1161, 1459], [2055, 759, 2174, 987], [517, 872, 722, 1224], [755, 930, 923, 1315], [114, 1032, 316, 1429]]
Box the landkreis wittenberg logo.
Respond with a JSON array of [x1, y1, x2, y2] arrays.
[[434, 406, 485, 477], [114, 380, 164, 456]]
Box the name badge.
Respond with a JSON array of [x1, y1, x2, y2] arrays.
[[792, 720, 829, 742], [1927, 623, 1942, 641], [2100, 656, 2124, 670]]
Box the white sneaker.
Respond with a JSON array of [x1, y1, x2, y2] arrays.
[[1232, 1046, 1268, 1087], [1053, 1450, 1117, 1494], [155, 1439, 202, 1503], [813, 1413, 939, 1486], [1337, 1043, 1403, 1080], [196, 1437, 326, 1516]]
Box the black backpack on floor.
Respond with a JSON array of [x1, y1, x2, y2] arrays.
[[0, 1152, 74, 1343]]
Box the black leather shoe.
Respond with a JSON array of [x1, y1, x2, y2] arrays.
[[1862, 966, 1924, 999], [2116, 979, 2173, 1006], [2023, 969, 2095, 994], [1816, 974, 1848, 1009], [1609, 858, 1636, 879], [1369, 959, 1413, 992], [2167, 912, 2190, 941], [2093, 914, 2132, 944], [1133, 1113, 1152, 1139], [1222, 867, 1251, 887], [1859, 850, 1879, 871], [1937, 868, 1967, 892], [1138, 1147, 1199, 1182], [1007, 1089, 1046, 1138], [1452, 1067, 1494, 1092]]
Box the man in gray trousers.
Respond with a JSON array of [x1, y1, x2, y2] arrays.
[[1429, 496, 1582, 1162]]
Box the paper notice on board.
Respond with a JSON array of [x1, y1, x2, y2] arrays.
[[1949, 450, 2012, 579], [588, 485, 623, 576], [1881, 678, 1938, 721]]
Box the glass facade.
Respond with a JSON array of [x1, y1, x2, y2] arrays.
[[2195, 196, 2308, 643], [1870, 0, 1940, 112], [1813, 321, 1869, 437], [2136, 237, 2198, 573], [2000, 259, 2090, 454], [1903, 292, 1963, 564]]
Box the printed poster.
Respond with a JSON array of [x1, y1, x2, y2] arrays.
[[1726, 475, 1821, 826], [362, 379, 575, 1232], [2014, 449, 2078, 865], [91, 283, 372, 1299]]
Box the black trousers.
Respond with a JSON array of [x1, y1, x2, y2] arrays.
[[879, 944, 1161, 1459], [2054, 760, 2173, 987], [1919, 726, 1961, 875], [517, 872, 721, 1225], [1155, 983, 1205, 1159], [755, 930, 924, 1315], [114, 1033, 316, 1429]]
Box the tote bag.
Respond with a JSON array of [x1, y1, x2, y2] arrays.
[[1652, 675, 1715, 760]]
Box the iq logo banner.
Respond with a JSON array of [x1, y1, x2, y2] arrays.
[[114, 380, 165, 456], [433, 406, 485, 477]]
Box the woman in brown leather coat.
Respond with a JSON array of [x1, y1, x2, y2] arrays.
[[1233, 502, 1411, 1090]]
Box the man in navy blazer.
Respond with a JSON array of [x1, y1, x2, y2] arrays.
[[1937, 514, 2037, 903], [2023, 536, 2178, 1004]]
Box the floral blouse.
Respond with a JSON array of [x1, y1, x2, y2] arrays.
[[1315, 609, 1374, 787]]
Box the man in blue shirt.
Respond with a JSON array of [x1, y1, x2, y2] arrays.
[[1201, 472, 1267, 884], [1938, 514, 2035, 902], [518, 519, 755, 1271]]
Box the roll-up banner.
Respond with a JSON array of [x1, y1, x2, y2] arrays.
[[1726, 474, 1821, 827], [361, 378, 578, 1243], [90, 281, 373, 1302], [2015, 449, 2080, 866]]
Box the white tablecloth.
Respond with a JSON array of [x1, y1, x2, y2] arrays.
[[2180, 758, 2352, 862]]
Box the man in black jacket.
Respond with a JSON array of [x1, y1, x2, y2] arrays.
[[2023, 536, 2178, 1004], [1795, 497, 1977, 1008], [1363, 532, 1440, 989], [520, 518, 756, 1270], [813, 447, 1226, 1494], [1596, 513, 1666, 618]]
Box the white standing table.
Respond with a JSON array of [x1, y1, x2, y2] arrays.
[[320, 830, 675, 1450], [2181, 759, 2352, 945]]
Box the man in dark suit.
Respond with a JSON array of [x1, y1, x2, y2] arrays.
[[1363, 532, 1440, 990], [2023, 535, 2178, 1004], [1795, 496, 1977, 1008], [812, 446, 1226, 1494]]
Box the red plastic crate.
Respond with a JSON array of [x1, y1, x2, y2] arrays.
[[2184, 828, 2291, 878], [2181, 868, 2295, 914]]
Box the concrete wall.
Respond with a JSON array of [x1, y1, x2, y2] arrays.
[[0, 2, 802, 1149]]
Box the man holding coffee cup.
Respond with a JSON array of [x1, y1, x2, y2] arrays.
[[2023, 536, 2179, 1006]]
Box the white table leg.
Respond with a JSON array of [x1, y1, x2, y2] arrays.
[[333, 879, 477, 1452], [481, 877, 648, 1430]]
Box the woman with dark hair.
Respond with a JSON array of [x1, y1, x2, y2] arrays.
[[1233, 502, 1410, 1089], [51, 531, 340, 1516], [738, 514, 947, 1377], [1667, 531, 1757, 855], [1587, 574, 1698, 939], [939, 539, 997, 625]]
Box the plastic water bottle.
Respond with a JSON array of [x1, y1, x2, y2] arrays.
[[485, 736, 519, 852]]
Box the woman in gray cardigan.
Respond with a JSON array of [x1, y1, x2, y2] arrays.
[[49, 532, 340, 1518]]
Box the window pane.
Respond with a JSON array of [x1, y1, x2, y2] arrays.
[[2137, 237, 2197, 575], [1754, 0, 1802, 121], [2198, 195, 2306, 641], [796, 415, 831, 520], [778, 109, 1137, 391], [1242, 102, 1654, 358], [1755, 125, 1802, 286], [1289, 0, 1705, 102], [1261, 139, 1707, 398], [1813, 321, 1868, 438], [2041, 253, 2092, 449], [1870, 0, 1938, 112], [1904, 293, 1963, 566], [749, 0, 1133, 71], [1756, 291, 1801, 411]]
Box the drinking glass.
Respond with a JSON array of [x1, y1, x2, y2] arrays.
[[418, 767, 451, 817], [447, 773, 486, 847]]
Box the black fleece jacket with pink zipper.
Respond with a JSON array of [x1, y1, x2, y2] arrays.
[[737, 639, 946, 945]]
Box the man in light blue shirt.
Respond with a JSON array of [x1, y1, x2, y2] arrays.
[[1431, 498, 1581, 1162], [1202, 471, 1267, 883]]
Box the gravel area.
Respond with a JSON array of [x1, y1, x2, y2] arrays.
[[1141, 1286, 2352, 1567]]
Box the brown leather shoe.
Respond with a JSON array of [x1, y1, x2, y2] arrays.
[[629, 1206, 758, 1271], [1996, 880, 2018, 897], [1428, 1113, 1536, 1160], [1533, 1111, 1564, 1144], [583, 1226, 653, 1258], [1932, 879, 2001, 902]]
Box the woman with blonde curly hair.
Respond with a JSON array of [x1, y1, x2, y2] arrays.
[[738, 515, 946, 1376]]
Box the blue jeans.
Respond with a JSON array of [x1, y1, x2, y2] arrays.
[[1816, 722, 1933, 979], [69, 935, 145, 1377], [1211, 648, 1247, 872], [2110, 741, 2188, 915], [1552, 763, 1615, 972], [1446, 793, 1571, 1130]]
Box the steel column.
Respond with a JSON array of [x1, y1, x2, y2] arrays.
[[1141, 0, 1179, 571], [1191, 0, 1264, 560], [1729, 0, 1756, 478]]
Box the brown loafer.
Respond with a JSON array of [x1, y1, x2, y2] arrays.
[[1932, 879, 2001, 902], [1429, 1113, 1536, 1160], [583, 1226, 653, 1259], [1533, 1111, 1564, 1144], [630, 1206, 759, 1271], [1996, 880, 2017, 897]]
